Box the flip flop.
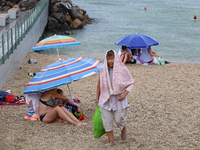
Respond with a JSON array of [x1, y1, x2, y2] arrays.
[[15, 96, 19, 101], [20, 96, 25, 101], [105, 143, 114, 147], [121, 132, 127, 140]]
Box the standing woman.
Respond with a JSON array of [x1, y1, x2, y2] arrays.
[[39, 88, 87, 126], [96, 50, 134, 147]]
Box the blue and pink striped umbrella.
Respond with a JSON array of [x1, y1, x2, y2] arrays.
[[23, 57, 104, 96], [32, 35, 81, 60]]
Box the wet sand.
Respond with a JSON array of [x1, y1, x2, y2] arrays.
[[0, 52, 199, 149]]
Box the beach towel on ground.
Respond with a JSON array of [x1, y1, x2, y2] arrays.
[[0, 99, 26, 106], [99, 50, 134, 105]]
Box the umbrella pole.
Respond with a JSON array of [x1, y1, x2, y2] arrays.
[[67, 84, 73, 102], [57, 48, 60, 60]]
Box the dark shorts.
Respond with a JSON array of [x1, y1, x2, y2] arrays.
[[40, 113, 47, 122]]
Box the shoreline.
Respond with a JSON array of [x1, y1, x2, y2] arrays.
[[0, 52, 199, 149]]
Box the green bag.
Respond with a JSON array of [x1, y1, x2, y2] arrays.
[[156, 57, 165, 66], [92, 105, 106, 138]]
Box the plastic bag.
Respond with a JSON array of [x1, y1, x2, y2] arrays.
[[92, 105, 106, 138], [156, 57, 165, 66]]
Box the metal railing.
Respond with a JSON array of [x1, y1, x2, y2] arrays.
[[0, 0, 49, 66]]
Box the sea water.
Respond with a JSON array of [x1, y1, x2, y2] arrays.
[[40, 0, 200, 64]]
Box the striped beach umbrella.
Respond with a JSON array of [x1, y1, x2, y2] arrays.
[[32, 35, 81, 60], [23, 57, 104, 99]]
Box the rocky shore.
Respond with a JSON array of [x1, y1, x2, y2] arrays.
[[0, 0, 93, 32]]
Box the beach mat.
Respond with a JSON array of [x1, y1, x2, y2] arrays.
[[0, 99, 26, 106]]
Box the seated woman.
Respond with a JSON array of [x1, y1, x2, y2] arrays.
[[118, 46, 134, 64], [39, 88, 87, 126], [138, 46, 162, 64]]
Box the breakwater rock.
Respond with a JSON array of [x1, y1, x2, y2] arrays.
[[0, 0, 93, 32], [0, 0, 39, 11], [48, 0, 93, 32]]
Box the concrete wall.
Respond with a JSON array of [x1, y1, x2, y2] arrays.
[[0, 4, 49, 89]]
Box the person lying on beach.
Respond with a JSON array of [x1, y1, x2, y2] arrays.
[[118, 46, 134, 64], [39, 88, 87, 126], [96, 50, 134, 147]]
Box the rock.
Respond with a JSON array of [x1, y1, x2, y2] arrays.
[[62, 31, 72, 35], [84, 14, 93, 24], [9, 0, 21, 2], [56, 23, 62, 30], [19, 0, 38, 9], [70, 18, 83, 29], [62, 0, 73, 6], [50, 0, 61, 4], [4, 6, 10, 11], [59, 2, 71, 15], [80, 9, 87, 16], [70, 6, 85, 21], [26, 0, 38, 9], [0, 0, 5, 4], [52, 12, 67, 23], [61, 23, 70, 31], [65, 13, 72, 24], [53, 2, 60, 12], [13, 4, 19, 9], [19, 0, 29, 8], [1, 1, 7, 7], [47, 17, 58, 29], [6, 1, 14, 8]]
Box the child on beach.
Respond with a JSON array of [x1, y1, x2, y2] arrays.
[[95, 50, 134, 147]]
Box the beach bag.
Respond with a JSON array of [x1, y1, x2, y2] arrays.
[[92, 105, 106, 138], [64, 103, 78, 114], [156, 57, 165, 66], [5, 94, 15, 102], [64, 103, 85, 120]]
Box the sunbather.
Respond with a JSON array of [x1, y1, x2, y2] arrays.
[[39, 88, 87, 126], [118, 46, 134, 64]]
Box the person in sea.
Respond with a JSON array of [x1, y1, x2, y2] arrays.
[[95, 50, 134, 147], [193, 14, 198, 21], [39, 88, 87, 126], [118, 46, 134, 64]]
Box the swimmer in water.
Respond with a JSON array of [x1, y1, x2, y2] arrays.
[[193, 14, 198, 21]]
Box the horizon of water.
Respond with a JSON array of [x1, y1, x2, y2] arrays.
[[40, 0, 200, 64]]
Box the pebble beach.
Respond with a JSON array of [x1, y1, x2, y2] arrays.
[[0, 52, 199, 149]]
